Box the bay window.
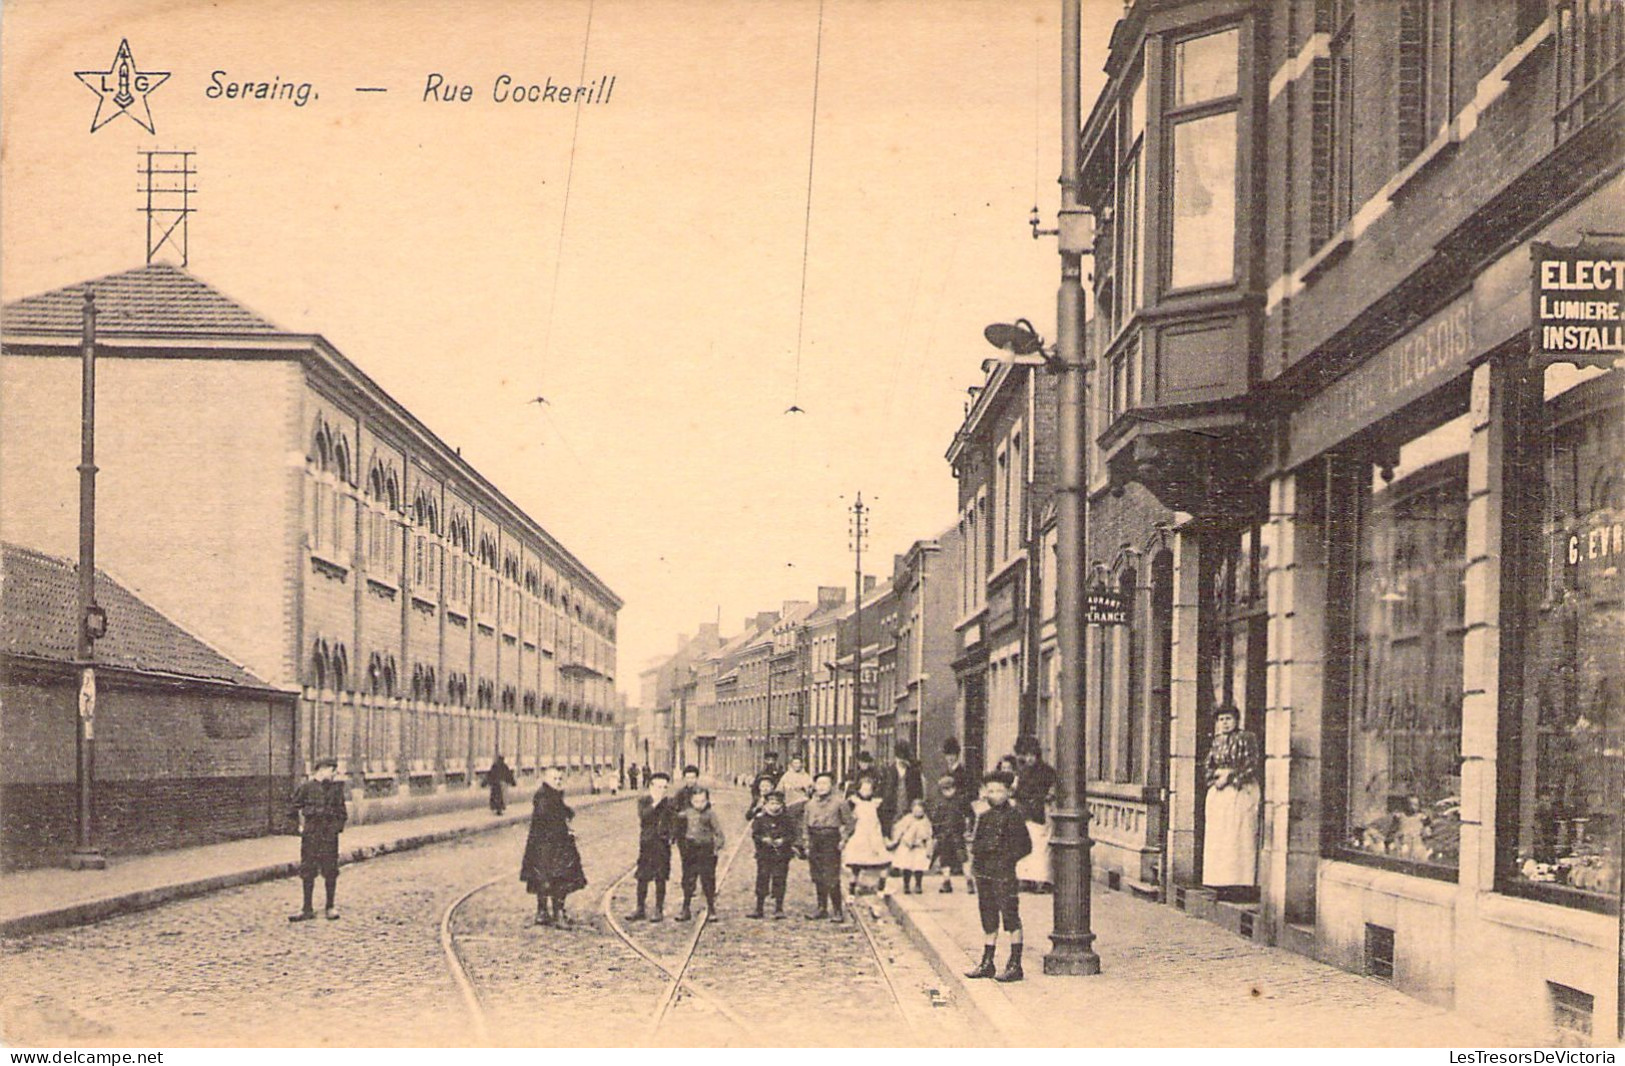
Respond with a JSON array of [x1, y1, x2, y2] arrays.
[[1166, 27, 1239, 291]]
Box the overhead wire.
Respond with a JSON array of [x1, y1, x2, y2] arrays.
[[789, 0, 827, 411], [538, 0, 598, 382]]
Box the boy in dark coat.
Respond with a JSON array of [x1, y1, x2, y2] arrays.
[[748, 791, 796, 919], [965, 770, 1032, 982], [520, 766, 588, 927], [488, 754, 517, 815], [933, 773, 974, 894], [289, 757, 348, 922], [672, 786, 726, 921], [626, 771, 675, 922]]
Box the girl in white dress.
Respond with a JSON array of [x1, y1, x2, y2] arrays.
[[889, 798, 935, 893], [843, 776, 893, 894]]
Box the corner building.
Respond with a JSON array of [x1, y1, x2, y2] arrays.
[[2, 266, 623, 823], [1075, 0, 1621, 1043]]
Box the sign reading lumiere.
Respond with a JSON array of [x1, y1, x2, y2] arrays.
[[1532, 241, 1625, 368]]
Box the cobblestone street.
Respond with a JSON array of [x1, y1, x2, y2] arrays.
[[0, 792, 991, 1048]]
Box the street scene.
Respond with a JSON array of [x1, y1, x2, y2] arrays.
[[2, 0, 1623, 1052]]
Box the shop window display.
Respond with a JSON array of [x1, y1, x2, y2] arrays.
[[1508, 364, 1623, 905], [1343, 412, 1470, 871]]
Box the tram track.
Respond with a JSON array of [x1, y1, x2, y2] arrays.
[[440, 791, 921, 1045]]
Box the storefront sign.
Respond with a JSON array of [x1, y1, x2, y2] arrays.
[[1288, 292, 1475, 468], [860, 666, 878, 711], [1562, 512, 1625, 570], [1085, 587, 1127, 625], [1531, 242, 1625, 368]]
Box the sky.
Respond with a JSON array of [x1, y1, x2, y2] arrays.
[[1, 0, 1116, 699]]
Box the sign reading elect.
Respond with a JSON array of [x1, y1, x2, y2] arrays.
[[1532, 242, 1625, 367]]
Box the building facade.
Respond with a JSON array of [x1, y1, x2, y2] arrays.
[[1071, 0, 1622, 1043], [947, 361, 1060, 778], [2, 265, 623, 825]]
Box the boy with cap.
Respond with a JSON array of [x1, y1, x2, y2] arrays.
[[288, 758, 348, 922], [748, 791, 796, 919], [626, 771, 676, 922], [964, 769, 1032, 982], [800, 770, 856, 922]]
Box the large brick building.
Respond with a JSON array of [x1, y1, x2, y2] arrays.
[[2, 265, 622, 825], [1071, 0, 1621, 1042]]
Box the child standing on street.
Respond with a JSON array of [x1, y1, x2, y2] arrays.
[[744, 774, 777, 822], [843, 775, 893, 896], [288, 757, 348, 922], [626, 772, 675, 923], [800, 771, 855, 922], [673, 786, 726, 922], [748, 791, 795, 919], [933, 774, 974, 894], [964, 770, 1032, 983], [889, 798, 935, 893]]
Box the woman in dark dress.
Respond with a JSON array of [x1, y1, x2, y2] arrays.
[[520, 766, 588, 926]]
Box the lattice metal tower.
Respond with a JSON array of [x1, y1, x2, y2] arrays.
[[139, 149, 195, 266]]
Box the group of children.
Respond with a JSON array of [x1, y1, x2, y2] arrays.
[[619, 756, 1031, 980]]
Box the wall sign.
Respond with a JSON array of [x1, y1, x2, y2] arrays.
[[1531, 241, 1625, 368], [1086, 587, 1127, 626]]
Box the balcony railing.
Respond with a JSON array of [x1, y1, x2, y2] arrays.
[[1555, 0, 1625, 142]]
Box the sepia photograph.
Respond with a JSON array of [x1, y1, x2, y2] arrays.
[[1, 0, 1621, 1051]]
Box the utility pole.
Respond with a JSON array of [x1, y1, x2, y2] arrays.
[[70, 290, 107, 870], [850, 493, 868, 779], [1045, 0, 1101, 975]]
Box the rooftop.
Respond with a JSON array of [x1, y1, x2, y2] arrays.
[[2, 543, 273, 689]]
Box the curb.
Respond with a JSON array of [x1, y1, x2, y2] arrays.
[[0, 792, 631, 939], [883, 893, 1030, 1046]]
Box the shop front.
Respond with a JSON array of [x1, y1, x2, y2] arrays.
[[1264, 180, 1622, 1041]]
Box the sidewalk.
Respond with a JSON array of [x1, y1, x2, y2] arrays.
[[0, 790, 630, 938], [884, 880, 1523, 1047]]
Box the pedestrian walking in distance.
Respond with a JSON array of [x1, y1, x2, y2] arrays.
[[749, 791, 795, 919], [520, 766, 588, 927], [932, 774, 974, 894], [889, 798, 935, 894], [626, 771, 676, 923], [801, 770, 855, 922], [965, 770, 1032, 983], [288, 757, 347, 922], [488, 753, 517, 816], [673, 786, 726, 921]]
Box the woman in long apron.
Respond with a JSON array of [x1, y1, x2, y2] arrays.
[[1201, 704, 1262, 890]]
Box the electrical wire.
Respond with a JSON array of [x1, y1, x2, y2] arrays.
[[539, 0, 597, 379], [790, 0, 827, 410]]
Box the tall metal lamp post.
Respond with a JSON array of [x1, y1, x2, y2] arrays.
[[979, 0, 1099, 977], [70, 289, 108, 870]]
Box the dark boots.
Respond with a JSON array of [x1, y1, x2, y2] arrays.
[[996, 944, 1025, 983], [965, 945, 997, 979]]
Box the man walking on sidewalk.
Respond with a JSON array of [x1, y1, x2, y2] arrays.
[[964, 769, 1031, 982], [288, 758, 348, 922]]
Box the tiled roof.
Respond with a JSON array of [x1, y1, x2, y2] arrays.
[[2, 543, 270, 688], [2, 263, 288, 338]]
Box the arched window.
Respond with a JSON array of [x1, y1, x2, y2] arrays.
[[330, 644, 349, 693], [310, 639, 329, 691], [412, 490, 441, 592]]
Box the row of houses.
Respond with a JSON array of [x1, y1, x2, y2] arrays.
[[643, 0, 1623, 1044], [2, 265, 624, 869]]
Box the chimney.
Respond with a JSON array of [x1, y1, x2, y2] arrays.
[[754, 611, 779, 631], [863, 575, 878, 594], [817, 586, 846, 610]]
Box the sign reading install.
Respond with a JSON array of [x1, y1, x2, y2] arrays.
[[1532, 241, 1625, 368]]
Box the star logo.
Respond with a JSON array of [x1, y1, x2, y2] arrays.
[[76, 40, 169, 134]]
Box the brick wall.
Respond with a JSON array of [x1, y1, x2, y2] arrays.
[[0, 673, 294, 869]]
